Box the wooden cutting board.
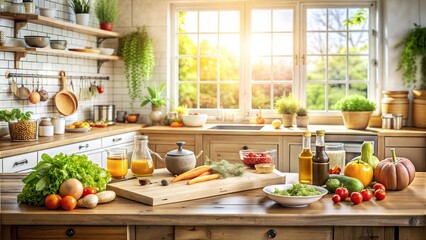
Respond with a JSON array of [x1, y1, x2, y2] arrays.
[[107, 168, 285, 206]]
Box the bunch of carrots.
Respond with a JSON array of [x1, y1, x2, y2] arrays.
[[172, 166, 220, 185]]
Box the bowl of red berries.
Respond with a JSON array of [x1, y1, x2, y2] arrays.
[[240, 149, 276, 168]]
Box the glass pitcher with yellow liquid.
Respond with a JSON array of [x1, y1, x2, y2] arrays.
[[131, 135, 154, 176]]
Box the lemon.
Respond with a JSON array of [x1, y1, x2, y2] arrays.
[[271, 119, 282, 129]]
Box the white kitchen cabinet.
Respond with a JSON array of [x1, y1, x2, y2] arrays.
[[38, 139, 102, 162], [2, 152, 38, 173], [102, 132, 137, 148]]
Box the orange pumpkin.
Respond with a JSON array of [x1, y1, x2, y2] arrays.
[[375, 148, 416, 191]]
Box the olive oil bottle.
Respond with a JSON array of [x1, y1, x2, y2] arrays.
[[312, 130, 329, 186], [299, 131, 313, 184]]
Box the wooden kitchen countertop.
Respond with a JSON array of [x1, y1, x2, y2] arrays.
[[1, 172, 425, 227], [0, 123, 143, 158]]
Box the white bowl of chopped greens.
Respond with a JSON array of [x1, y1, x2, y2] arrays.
[[263, 183, 328, 207]]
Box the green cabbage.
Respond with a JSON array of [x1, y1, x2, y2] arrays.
[[17, 153, 111, 206]]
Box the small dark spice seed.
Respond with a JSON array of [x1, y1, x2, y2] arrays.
[[139, 179, 152, 186], [161, 179, 169, 186]]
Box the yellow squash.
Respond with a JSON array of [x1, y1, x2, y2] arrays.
[[344, 160, 373, 188]]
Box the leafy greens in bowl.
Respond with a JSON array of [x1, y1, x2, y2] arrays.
[[263, 184, 327, 207]]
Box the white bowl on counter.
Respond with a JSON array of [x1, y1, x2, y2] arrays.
[[263, 184, 328, 207], [182, 114, 208, 127]]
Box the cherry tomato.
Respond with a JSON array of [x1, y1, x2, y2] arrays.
[[374, 189, 386, 200], [97, 85, 104, 94], [335, 187, 349, 201], [332, 194, 341, 203], [360, 189, 373, 201], [61, 196, 77, 211], [82, 187, 97, 197], [44, 194, 62, 210], [373, 183, 386, 192], [350, 192, 363, 205]]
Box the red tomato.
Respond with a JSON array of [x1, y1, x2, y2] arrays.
[[97, 85, 104, 94], [373, 183, 386, 192], [374, 189, 386, 200], [82, 187, 97, 197], [360, 189, 373, 201], [350, 192, 363, 205], [45, 194, 62, 210], [332, 194, 341, 203], [335, 187, 349, 201], [61, 196, 77, 211]]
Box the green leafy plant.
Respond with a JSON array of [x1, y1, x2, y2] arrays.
[[69, 0, 91, 14], [296, 108, 308, 116], [175, 105, 188, 114], [335, 95, 376, 111], [119, 27, 155, 110], [0, 109, 33, 122], [141, 82, 169, 108], [94, 0, 118, 23], [275, 94, 300, 114], [396, 23, 426, 89]]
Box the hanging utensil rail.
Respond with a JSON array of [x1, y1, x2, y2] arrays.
[[5, 71, 110, 81]]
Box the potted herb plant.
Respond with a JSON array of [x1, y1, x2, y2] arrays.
[[69, 0, 91, 26], [119, 27, 155, 113], [94, 0, 118, 31], [395, 23, 426, 128], [0, 109, 38, 141], [141, 82, 169, 126], [275, 94, 300, 127], [296, 107, 309, 128], [335, 95, 376, 130]]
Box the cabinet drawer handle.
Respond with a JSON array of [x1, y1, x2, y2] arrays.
[[79, 144, 89, 150], [242, 146, 248, 150], [267, 229, 277, 238], [13, 159, 28, 167], [65, 228, 75, 237], [112, 138, 122, 142]]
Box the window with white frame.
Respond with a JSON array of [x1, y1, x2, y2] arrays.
[[172, 1, 377, 117]]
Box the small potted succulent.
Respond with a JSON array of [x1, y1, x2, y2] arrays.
[[69, 0, 91, 26], [94, 0, 118, 31], [141, 82, 169, 126], [335, 95, 376, 130], [0, 109, 38, 141], [296, 107, 309, 128], [275, 94, 300, 128]]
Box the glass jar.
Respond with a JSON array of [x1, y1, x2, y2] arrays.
[[10, 0, 25, 14], [39, 117, 54, 137], [107, 148, 128, 179], [131, 135, 154, 177], [325, 143, 345, 172], [52, 116, 65, 134], [23, 0, 34, 14]]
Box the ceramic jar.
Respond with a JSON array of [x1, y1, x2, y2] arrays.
[[39, 117, 54, 137], [52, 116, 65, 134]]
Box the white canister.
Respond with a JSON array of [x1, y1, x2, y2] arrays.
[[39, 117, 54, 137], [52, 116, 65, 134]]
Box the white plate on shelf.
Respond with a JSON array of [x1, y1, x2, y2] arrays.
[[65, 127, 92, 133], [263, 184, 328, 207]]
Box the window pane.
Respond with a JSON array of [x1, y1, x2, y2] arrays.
[[273, 33, 293, 55], [219, 34, 240, 56], [220, 57, 240, 81], [307, 84, 325, 110], [328, 8, 346, 31], [178, 11, 197, 33], [328, 32, 347, 54], [252, 33, 271, 56], [252, 10, 271, 32], [349, 32, 368, 54], [273, 57, 292, 80], [328, 84, 346, 110], [252, 57, 271, 80], [252, 84, 270, 109], [307, 9, 327, 31], [200, 34, 217, 55], [348, 8, 369, 30], [307, 32, 326, 54], [328, 56, 346, 80], [349, 83, 368, 97], [273, 84, 292, 101], [179, 83, 198, 108], [220, 11, 239, 32], [307, 56, 326, 80], [273, 10, 293, 31], [221, 84, 239, 108], [348, 56, 368, 80], [200, 11, 218, 32], [200, 84, 217, 108], [179, 57, 197, 81], [179, 34, 197, 55], [200, 57, 217, 81]]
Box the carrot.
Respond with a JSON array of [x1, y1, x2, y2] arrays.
[[171, 165, 211, 183], [187, 173, 221, 185], [197, 171, 211, 177]]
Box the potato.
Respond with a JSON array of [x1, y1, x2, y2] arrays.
[[59, 178, 83, 200], [77, 194, 98, 209], [96, 191, 116, 204]]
